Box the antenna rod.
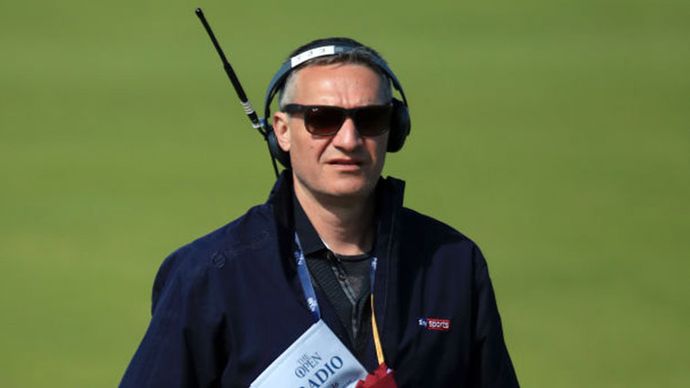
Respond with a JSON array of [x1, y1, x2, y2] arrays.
[[195, 8, 280, 178], [195, 8, 264, 137]]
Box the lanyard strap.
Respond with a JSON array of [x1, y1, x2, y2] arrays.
[[370, 296, 385, 365], [367, 249, 385, 364], [293, 233, 385, 364], [293, 233, 320, 321]]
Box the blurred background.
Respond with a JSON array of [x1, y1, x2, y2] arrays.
[[1, 0, 688, 386]]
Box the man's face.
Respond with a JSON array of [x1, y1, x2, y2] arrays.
[[273, 63, 390, 202]]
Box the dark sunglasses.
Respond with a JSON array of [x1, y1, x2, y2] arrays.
[[281, 104, 392, 137]]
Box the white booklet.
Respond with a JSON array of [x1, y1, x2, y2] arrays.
[[250, 320, 368, 388]]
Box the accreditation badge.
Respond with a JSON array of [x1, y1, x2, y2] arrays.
[[250, 320, 368, 388]]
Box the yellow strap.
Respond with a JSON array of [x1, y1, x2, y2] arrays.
[[370, 295, 385, 365]]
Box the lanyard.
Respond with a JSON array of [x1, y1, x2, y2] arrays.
[[293, 233, 386, 365], [293, 233, 321, 321]]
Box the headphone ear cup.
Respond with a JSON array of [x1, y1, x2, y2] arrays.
[[266, 125, 291, 168], [387, 98, 410, 152]]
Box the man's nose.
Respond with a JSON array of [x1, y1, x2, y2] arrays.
[[331, 117, 362, 151]]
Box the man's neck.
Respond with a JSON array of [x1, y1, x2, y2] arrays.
[[293, 182, 376, 256]]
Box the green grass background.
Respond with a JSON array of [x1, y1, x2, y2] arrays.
[[1, 0, 688, 386]]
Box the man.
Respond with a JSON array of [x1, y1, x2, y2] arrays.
[[121, 37, 518, 387]]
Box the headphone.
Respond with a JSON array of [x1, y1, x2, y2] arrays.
[[262, 41, 411, 168]]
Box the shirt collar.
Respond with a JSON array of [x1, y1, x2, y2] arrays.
[[292, 194, 328, 256]]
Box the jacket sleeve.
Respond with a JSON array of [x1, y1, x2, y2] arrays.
[[468, 245, 519, 387], [120, 251, 225, 388]]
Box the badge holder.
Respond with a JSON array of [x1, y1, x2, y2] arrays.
[[250, 320, 368, 387]]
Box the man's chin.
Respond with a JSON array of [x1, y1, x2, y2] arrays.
[[323, 179, 377, 201], [294, 173, 379, 204]]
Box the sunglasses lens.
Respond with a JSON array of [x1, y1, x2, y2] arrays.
[[304, 107, 346, 136], [298, 105, 393, 136], [355, 106, 392, 136]]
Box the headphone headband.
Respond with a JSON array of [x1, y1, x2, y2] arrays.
[[263, 43, 408, 123]]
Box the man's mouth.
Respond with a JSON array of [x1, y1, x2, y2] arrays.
[[328, 158, 362, 166]]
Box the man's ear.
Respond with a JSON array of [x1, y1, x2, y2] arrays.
[[273, 112, 291, 152]]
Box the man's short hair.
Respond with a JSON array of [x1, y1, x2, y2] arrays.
[[277, 37, 393, 107]]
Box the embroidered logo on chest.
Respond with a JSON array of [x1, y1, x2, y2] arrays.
[[418, 317, 451, 331]]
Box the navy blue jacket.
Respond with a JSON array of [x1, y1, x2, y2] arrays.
[[121, 173, 518, 387]]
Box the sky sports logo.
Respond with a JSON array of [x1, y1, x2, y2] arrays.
[[418, 318, 451, 331]]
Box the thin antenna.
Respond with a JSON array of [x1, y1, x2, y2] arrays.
[[195, 8, 280, 178]]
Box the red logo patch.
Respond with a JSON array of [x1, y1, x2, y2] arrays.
[[418, 317, 451, 331]]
